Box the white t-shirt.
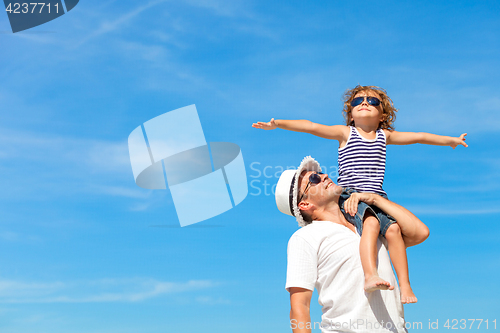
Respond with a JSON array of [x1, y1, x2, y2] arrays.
[[286, 221, 406, 333]]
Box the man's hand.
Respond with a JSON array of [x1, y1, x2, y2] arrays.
[[343, 192, 377, 216], [252, 118, 277, 130], [451, 133, 468, 149]]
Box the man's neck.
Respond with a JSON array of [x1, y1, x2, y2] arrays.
[[313, 204, 356, 233]]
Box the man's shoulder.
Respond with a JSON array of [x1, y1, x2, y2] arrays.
[[293, 220, 345, 233], [291, 220, 333, 236], [289, 221, 351, 246]]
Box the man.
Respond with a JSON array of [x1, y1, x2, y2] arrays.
[[275, 156, 429, 333]]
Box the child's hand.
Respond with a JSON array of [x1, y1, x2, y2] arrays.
[[343, 193, 360, 216], [451, 133, 468, 149], [344, 192, 376, 216], [252, 118, 277, 130]]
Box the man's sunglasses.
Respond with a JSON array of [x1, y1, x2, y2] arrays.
[[298, 172, 324, 202], [350, 96, 381, 107]]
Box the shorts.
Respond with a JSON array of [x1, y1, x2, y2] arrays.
[[338, 187, 396, 237]]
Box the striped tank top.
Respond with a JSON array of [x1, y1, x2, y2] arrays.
[[337, 126, 387, 195]]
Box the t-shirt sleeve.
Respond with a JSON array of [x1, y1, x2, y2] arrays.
[[285, 234, 317, 292]]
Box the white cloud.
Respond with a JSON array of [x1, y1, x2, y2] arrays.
[[0, 278, 216, 304]]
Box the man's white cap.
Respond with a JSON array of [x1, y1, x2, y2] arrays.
[[275, 156, 322, 227]]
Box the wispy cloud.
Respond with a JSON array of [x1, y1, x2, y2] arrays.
[[75, 0, 168, 47], [384, 70, 500, 133], [0, 278, 216, 304], [183, 0, 251, 18], [3, 31, 59, 44], [88, 185, 152, 199], [0, 128, 129, 171], [0, 231, 41, 243], [195, 296, 231, 305], [0, 128, 136, 200]]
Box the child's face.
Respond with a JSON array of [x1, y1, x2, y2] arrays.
[[350, 90, 384, 127]]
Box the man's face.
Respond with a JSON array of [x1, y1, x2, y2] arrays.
[[297, 170, 341, 207]]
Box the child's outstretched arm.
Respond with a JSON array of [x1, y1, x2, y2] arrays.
[[252, 118, 348, 141], [385, 131, 468, 149]]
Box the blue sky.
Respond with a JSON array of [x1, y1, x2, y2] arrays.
[[1, 0, 499, 332]]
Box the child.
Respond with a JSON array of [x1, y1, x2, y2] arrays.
[[252, 85, 467, 304]]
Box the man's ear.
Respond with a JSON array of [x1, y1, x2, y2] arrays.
[[298, 200, 314, 213]]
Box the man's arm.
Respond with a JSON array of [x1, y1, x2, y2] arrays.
[[385, 130, 468, 149], [252, 118, 349, 141], [343, 193, 429, 247], [289, 287, 313, 333]]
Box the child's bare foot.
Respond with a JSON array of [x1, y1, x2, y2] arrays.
[[400, 285, 418, 304], [364, 276, 394, 293]]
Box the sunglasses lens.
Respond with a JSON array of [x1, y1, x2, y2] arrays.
[[367, 97, 381, 106], [350, 97, 364, 107], [350, 96, 381, 107], [310, 173, 323, 184]]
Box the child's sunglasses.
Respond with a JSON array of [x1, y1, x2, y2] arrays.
[[350, 96, 381, 107], [298, 172, 324, 202]]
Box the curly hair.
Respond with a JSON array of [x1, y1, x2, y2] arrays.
[[342, 85, 398, 131]]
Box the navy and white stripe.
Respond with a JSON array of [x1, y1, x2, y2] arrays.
[[337, 126, 387, 195]]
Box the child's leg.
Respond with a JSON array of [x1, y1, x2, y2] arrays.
[[360, 213, 394, 292], [380, 200, 429, 248], [385, 223, 417, 304]]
